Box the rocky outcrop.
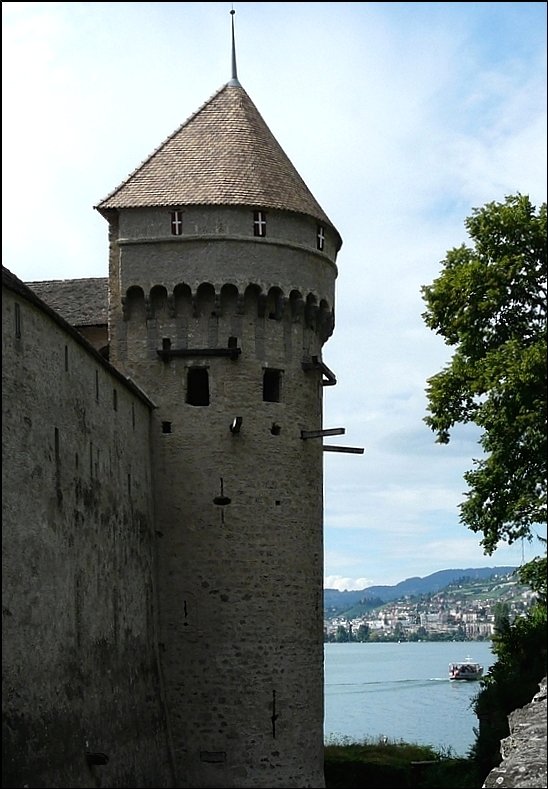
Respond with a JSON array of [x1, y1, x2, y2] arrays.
[[482, 677, 547, 788]]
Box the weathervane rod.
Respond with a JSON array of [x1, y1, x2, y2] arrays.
[[230, 7, 240, 85]]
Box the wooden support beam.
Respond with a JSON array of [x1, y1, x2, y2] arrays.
[[301, 356, 337, 386], [323, 445, 365, 454], [301, 428, 345, 439], [157, 347, 241, 361]]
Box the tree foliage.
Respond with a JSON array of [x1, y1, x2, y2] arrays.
[[421, 194, 547, 554], [515, 546, 547, 606], [469, 600, 547, 773]]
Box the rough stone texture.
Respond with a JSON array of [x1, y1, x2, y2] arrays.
[[107, 200, 337, 788], [482, 678, 547, 789], [2, 271, 173, 788]]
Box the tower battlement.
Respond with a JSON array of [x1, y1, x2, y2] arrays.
[[122, 281, 335, 341]]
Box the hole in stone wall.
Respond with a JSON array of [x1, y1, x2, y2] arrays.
[[186, 367, 210, 406], [263, 369, 282, 402]]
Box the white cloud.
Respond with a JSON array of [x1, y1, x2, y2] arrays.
[[325, 576, 376, 593]]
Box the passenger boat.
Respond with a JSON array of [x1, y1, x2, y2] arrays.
[[449, 657, 483, 681]]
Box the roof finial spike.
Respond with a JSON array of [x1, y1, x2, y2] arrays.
[[229, 7, 241, 87]]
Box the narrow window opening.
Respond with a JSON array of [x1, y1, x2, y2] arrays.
[[162, 421, 172, 434], [263, 369, 282, 403], [64, 345, 69, 371], [75, 575, 82, 649], [54, 427, 62, 505], [317, 224, 325, 251], [14, 303, 21, 338], [113, 388, 118, 411], [253, 210, 267, 237], [186, 367, 210, 406], [162, 337, 172, 352], [171, 210, 183, 235], [95, 370, 99, 402]]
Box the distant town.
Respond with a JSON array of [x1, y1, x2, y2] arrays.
[[324, 572, 538, 642]]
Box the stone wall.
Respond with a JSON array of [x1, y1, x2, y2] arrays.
[[482, 677, 547, 789], [2, 269, 174, 788], [106, 203, 336, 787]]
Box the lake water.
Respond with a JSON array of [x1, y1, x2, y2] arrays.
[[324, 641, 496, 757]]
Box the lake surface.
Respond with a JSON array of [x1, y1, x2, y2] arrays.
[[324, 641, 495, 756]]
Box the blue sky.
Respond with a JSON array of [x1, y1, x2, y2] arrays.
[[3, 2, 546, 589]]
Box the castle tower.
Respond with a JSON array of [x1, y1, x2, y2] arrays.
[[96, 19, 342, 788]]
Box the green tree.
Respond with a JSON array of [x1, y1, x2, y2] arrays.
[[423, 195, 548, 773], [492, 602, 510, 637], [335, 624, 350, 643], [356, 623, 370, 642], [421, 194, 547, 555], [515, 546, 547, 606], [470, 601, 547, 772], [393, 621, 405, 640]]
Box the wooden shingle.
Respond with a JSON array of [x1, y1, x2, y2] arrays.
[[25, 277, 108, 327], [95, 83, 338, 236]]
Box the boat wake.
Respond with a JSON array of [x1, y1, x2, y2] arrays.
[[326, 677, 451, 694]]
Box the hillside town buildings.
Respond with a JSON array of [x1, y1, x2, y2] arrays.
[[324, 579, 537, 641]]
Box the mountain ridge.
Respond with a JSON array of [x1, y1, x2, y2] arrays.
[[324, 566, 517, 614]]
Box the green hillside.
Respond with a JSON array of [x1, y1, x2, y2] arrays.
[[324, 568, 536, 631]]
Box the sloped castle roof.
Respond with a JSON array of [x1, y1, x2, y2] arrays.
[[25, 277, 108, 327], [95, 82, 341, 246]]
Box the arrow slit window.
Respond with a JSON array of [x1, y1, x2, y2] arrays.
[[317, 225, 325, 251], [171, 210, 183, 236], [253, 211, 267, 237]]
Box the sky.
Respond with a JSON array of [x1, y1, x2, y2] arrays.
[[3, 2, 547, 590]]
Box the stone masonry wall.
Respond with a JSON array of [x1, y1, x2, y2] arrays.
[[2, 273, 173, 788], [482, 678, 547, 789], [106, 203, 338, 788]]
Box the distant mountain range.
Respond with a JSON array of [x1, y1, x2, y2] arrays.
[[324, 566, 517, 615]]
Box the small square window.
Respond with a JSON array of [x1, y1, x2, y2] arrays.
[[253, 210, 267, 238], [171, 210, 183, 236]]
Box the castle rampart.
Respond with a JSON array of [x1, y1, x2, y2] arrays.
[[2, 269, 174, 788]]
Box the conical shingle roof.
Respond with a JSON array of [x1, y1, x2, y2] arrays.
[[95, 82, 339, 239]]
